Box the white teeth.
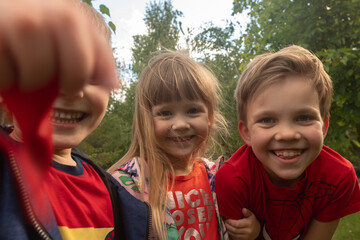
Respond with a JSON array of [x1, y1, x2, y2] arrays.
[[274, 151, 301, 157], [171, 136, 191, 142], [52, 110, 84, 124], [53, 119, 78, 124]]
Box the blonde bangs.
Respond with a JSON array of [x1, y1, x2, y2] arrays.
[[139, 51, 218, 114]]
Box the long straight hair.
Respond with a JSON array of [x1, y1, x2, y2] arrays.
[[108, 50, 226, 239]]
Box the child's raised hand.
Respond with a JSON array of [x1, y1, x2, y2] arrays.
[[225, 208, 260, 240], [0, 0, 116, 95]]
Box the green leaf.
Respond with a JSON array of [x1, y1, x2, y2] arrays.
[[100, 4, 110, 17], [108, 21, 116, 34], [352, 139, 360, 148], [340, 56, 348, 65], [82, 0, 93, 6], [346, 69, 354, 78]]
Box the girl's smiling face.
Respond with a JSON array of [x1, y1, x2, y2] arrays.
[[239, 75, 328, 188], [152, 99, 210, 168]]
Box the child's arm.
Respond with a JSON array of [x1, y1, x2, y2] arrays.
[[225, 208, 260, 240], [303, 219, 340, 240]]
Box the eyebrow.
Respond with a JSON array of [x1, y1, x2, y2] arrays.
[[251, 110, 275, 119], [251, 106, 320, 118], [294, 106, 320, 115]]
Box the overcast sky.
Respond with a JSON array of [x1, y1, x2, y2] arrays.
[[93, 0, 242, 62]]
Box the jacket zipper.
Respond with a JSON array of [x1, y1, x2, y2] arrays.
[[145, 201, 152, 240], [8, 151, 52, 240]]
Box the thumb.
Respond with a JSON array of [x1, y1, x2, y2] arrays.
[[242, 208, 253, 218]]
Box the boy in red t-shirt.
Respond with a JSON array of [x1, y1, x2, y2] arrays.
[[215, 45, 360, 240]]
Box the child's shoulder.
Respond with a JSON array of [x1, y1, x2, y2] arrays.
[[70, 148, 99, 169], [315, 146, 354, 169], [111, 157, 141, 178], [309, 145, 357, 180], [198, 157, 216, 167], [197, 156, 227, 174], [219, 145, 254, 171], [216, 145, 259, 186]]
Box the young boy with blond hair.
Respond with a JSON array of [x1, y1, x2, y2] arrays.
[[215, 45, 360, 240], [0, 0, 149, 239]]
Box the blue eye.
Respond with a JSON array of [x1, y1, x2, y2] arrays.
[[260, 118, 275, 124]]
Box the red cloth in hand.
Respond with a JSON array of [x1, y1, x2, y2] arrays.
[[1, 79, 58, 170]]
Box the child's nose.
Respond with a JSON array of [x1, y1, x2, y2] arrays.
[[171, 116, 190, 130], [59, 89, 84, 99], [274, 124, 301, 141]]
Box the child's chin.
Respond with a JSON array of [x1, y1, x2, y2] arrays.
[[53, 138, 82, 150]]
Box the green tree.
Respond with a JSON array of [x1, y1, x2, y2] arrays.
[[192, 22, 245, 157], [319, 49, 360, 166], [132, 0, 183, 76], [232, 0, 360, 165], [233, 0, 360, 55]]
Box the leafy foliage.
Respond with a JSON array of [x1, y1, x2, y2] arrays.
[[233, 0, 360, 54], [132, 0, 183, 76], [319, 49, 360, 166], [192, 22, 245, 157]]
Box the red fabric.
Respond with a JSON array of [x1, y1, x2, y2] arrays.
[[1, 79, 58, 170], [215, 145, 360, 240], [168, 161, 219, 240], [0, 79, 58, 223], [43, 161, 114, 229]]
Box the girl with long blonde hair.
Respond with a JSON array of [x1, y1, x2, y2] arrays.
[[108, 51, 258, 240]]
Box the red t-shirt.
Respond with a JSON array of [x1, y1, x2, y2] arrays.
[[43, 155, 114, 239], [168, 161, 219, 240], [215, 145, 360, 240]]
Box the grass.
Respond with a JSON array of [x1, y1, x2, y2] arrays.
[[332, 212, 360, 239]]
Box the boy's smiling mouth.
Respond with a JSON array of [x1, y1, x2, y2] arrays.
[[273, 150, 302, 159], [52, 109, 86, 124]]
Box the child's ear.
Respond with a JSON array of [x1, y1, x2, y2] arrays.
[[322, 116, 329, 138], [238, 120, 251, 145]]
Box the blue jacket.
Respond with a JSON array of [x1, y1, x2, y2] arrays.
[[0, 134, 151, 240]]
